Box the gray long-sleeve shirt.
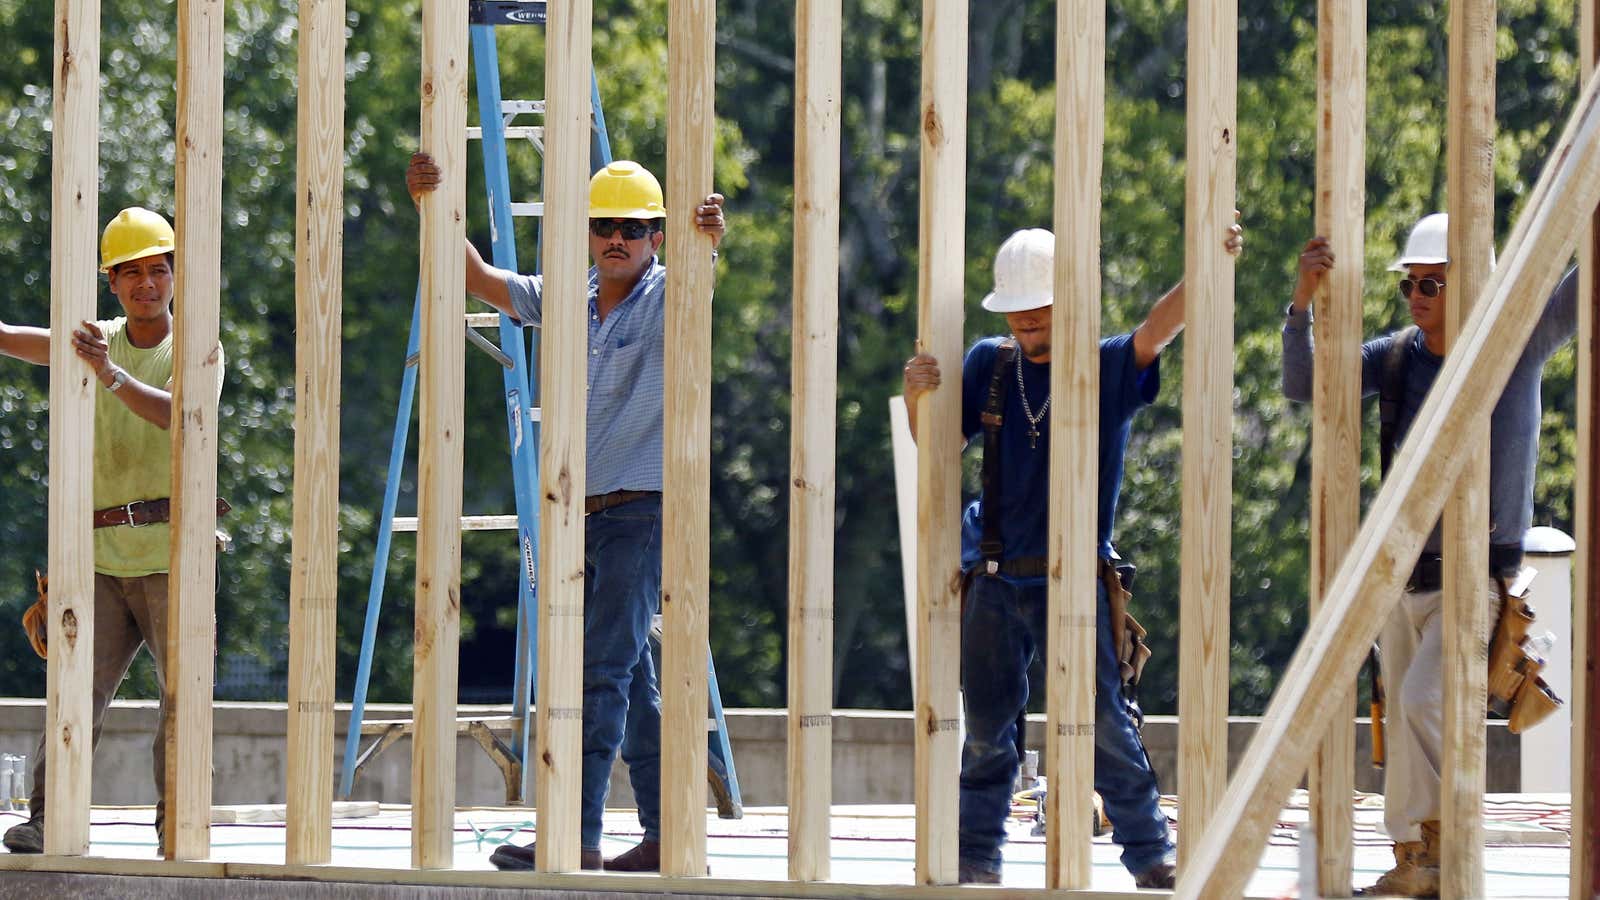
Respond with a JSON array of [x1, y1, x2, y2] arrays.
[[1281, 267, 1578, 553]]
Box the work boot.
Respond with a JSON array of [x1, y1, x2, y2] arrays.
[[1354, 834, 1438, 898], [957, 861, 1001, 884], [2, 819, 42, 854], [604, 838, 661, 872], [1133, 860, 1177, 890], [488, 840, 601, 871]]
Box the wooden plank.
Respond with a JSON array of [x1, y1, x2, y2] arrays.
[[1577, 7, 1598, 897], [533, 0, 590, 874], [1305, 2, 1364, 891], [285, 0, 346, 867], [786, 0, 840, 883], [1441, 2, 1495, 895], [1178, 0, 1236, 861], [661, 0, 717, 878], [42, 0, 100, 859], [1175, 70, 1600, 900], [1042, 0, 1102, 889], [911, 0, 967, 886], [167, 0, 226, 862], [410, 0, 467, 870]]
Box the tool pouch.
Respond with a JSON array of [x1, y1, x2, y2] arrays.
[[1101, 561, 1151, 693], [22, 570, 48, 660], [1486, 567, 1564, 732]]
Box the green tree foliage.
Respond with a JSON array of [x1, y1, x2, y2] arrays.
[[0, 0, 1581, 717]]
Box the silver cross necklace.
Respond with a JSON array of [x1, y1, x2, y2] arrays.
[[1014, 349, 1050, 449]]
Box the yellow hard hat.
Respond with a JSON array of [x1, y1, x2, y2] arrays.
[[587, 161, 666, 220], [100, 207, 176, 272]]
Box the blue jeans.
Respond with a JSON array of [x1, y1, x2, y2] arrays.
[[957, 573, 1173, 877], [578, 496, 663, 851]]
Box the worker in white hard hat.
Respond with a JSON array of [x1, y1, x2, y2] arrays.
[[0, 207, 227, 857], [1283, 214, 1576, 896], [903, 219, 1243, 888], [407, 153, 724, 873]]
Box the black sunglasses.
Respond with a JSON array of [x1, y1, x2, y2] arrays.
[[589, 219, 656, 241], [1399, 276, 1446, 298]]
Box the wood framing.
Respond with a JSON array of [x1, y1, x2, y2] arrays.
[[1440, 1, 1495, 893], [786, 0, 841, 883], [661, 0, 717, 878], [167, 0, 226, 861], [1305, 2, 1364, 891], [1577, 5, 1598, 895], [43, 0, 100, 859], [911, 0, 967, 886], [533, 0, 590, 874], [410, 0, 467, 870], [1175, 70, 1600, 900], [285, 0, 346, 866], [1177, 0, 1236, 860], [1042, 0, 1102, 889]]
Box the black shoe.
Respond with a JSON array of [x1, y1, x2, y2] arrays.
[[957, 862, 1001, 884], [1133, 860, 1176, 889], [3, 820, 43, 854], [488, 841, 601, 871]]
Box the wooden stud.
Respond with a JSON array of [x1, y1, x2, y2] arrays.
[[1577, 4, 1599, 894], [661, 0, 717, 879], [1305, 2, 1364, 891], [1441, 1, 1495, 894], [410, 0, 467, 870], [1178, 0, 1236, 860], [1042, 0, 1102, 889], [43, 0, 100, 859], [533, 0, 590, 874], [1175, 71, 1600, 900], [911, 0, 967, 886], [167, 0, 227, 862], [787, 0, 841, 883], [285, 0, 345, 867]]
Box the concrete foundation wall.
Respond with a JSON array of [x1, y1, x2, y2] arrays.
[[0, 700, 1522, 811]]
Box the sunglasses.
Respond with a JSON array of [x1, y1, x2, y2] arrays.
[[589, 219, 656, 241], [1399, 276, 1446, 298]]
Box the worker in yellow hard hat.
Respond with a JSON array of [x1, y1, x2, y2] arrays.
[[406, 152, 723, 873], [0, 206, 226, 857]]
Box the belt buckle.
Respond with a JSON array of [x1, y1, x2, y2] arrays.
[[124, 499, 149, 528]]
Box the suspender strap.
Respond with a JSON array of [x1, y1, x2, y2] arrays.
[[979, 340, 1018, 573], [1378, 325, 1418, 477]]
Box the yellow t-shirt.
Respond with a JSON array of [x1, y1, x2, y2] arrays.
[[92, 317, 225, 577]]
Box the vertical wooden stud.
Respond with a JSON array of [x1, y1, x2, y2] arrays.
[[1306, 1, 1363, 891], [43, 0, 100, 859], [1043, 0, 1102, 889], [787, 0, 841, 883], [911, 0, 967, 886], [286, 0, 345, 866], [1174, 74, 1600, 899], [533, 0, 590, 873], [1441, 2, 1495, 895], [661, 0, 716, 879], [410, 0, 467, 870], [167, 0, 226, 862], [1178, 0, 1236, 861], [1576, 4, 1600, 894]]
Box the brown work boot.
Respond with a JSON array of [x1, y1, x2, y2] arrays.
[[957, 861, 1001, 884], [1133, 860, 1176, 890], [2, 819, 42, 854], [488, 840, 601, 871], [604, 838, 661, 872], [1354, 834, 1439, 898]]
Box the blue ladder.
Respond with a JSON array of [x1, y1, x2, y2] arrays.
[[339, 0, 741, 818]]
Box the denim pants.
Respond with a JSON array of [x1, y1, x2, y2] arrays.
[[957, 573, 1173, 877], [579, 496, 663, 851]]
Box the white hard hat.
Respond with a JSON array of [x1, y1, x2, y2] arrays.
[[981, 228, 1054, 313], [1389, 213, 1449, 272]]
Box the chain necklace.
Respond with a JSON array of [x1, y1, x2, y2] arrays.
[[1014, 349, 1050, 449]]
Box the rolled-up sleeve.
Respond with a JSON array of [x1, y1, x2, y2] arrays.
[[506, 271, 544, 327]]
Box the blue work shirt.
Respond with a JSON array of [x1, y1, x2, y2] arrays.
[[958, 332, 1160, 579], [505, 259, 666, 496]]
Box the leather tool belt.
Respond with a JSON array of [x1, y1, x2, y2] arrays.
[[584, 489, 660, 515], [1487, 566, 1563, 734], [93, 497, 232, 529], [1102, 559, 1151, 697]]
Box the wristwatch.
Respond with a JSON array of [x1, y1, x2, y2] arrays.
[[105, 368, 129, 392]]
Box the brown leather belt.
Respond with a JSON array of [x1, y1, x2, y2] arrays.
[[93, 497, 232, 529], [584, 490, 659, 515]]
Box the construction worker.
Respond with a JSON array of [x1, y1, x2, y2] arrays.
[[0, 207, 226, 854], [902, 222, 1243, 888], [406, 153, 724, 872], [1282, 213, 1576, 896]]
